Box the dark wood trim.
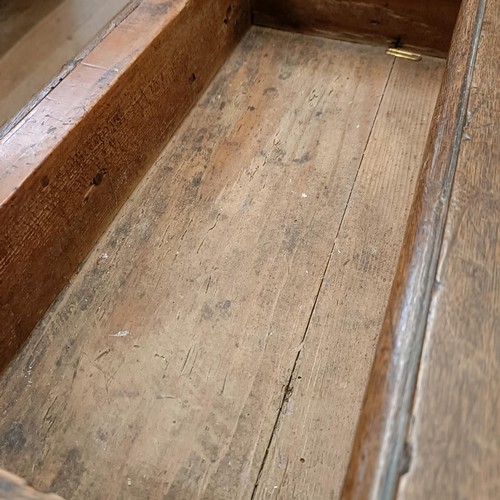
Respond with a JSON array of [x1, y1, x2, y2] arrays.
[[251, 0, 462, 58], [340, 0, 488, 498], [0, 0, 251, 373]]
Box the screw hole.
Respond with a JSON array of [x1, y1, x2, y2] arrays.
[[92, 172, 104, 186], [224, 4, 232, 24]]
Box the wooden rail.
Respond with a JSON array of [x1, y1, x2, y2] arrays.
[[341, 0, 489, 497]]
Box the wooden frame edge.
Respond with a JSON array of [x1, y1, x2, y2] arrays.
[[0, 0, 141, 141], [340, 0, 487, 498], [0, 468, 63, 499], [251, 0, 462, 58], [0, 0, 251, 373]]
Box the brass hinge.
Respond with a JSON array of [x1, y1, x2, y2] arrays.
[[386, 47, 422, 61]]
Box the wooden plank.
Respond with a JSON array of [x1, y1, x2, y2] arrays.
[[398, 0, 500, 497], [0, 0, 251, 373], [341, 0, 488, 498], [0, 0, 63, 57], [0, 28, 395, 498], [252, 56, 444, 499], [0, 469, 63, 500], [252, 0, 461, 58], [0, 0, 133, 128]]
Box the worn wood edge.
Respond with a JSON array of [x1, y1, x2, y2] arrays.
[[340, 0, 488, 498], [0, 0, 141, 140], [0, 469, 64, 500], [251, 0, 461, 58], [0, 0, 250, 373]]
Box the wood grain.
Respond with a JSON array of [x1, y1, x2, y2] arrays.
[[341, 0, 488, 498], [0, 0, 63, 57], [252, 0, 461, 58], [0, 469, 63, 500], [0, 0, 132, 128], [399, 0, 500, 497], [252, 56, 444, 500], [0, 28, 411, 499], [0, 0, 250, 373]]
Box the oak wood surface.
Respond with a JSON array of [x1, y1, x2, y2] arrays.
[[341, 0, 489, 498], [0, 28, 442, 499], [252, 56, 443, 499], [0, 0, 133, 128], [252, 0, 461, 58], [0, 0, 250, 373], [399, 0, 499, 497], [0, 469, 63, 500]]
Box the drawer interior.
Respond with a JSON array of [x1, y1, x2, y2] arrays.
[[0, 22, 444, 498]]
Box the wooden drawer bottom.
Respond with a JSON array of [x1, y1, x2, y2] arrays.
[[0, 26, 443, 499]]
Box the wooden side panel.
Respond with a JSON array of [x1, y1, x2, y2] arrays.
[[399, 0, 499, 497], [341, 0, 488, 498], [0, 0, 250, 373], [0, 469, 63, 500], [252, 0, 462, 57]]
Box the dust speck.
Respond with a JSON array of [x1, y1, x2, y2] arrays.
[[111, 330, 130, 337]]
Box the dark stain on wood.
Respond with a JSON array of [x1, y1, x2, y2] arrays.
[[49, 449, 85, 498]]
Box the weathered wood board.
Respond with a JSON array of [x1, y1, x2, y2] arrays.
[[0, 27, 443, 499], [253, 56, 444, 499], [0, 0, 250, 373]]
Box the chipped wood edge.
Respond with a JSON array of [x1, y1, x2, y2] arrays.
[[0, 0, 141, 140], [0, 0, 251, 373], [251, 0, 462, 58], [0, 469, 64, 500], [340, 0, 488, 498]]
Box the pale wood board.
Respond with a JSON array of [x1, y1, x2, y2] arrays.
[[0, 0, 131, 128], [0, 28, 441, 499], [399, 0, 499, 497], [253, 56, 444, 499], [0, 0, 63, 56]]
